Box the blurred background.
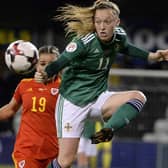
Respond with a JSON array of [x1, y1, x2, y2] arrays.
[[0, 0, 168, 167]]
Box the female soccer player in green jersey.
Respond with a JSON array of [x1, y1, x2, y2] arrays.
[[35, 0, 168, 167]]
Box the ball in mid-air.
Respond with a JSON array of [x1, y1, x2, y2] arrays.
[[5, 40, 39, 74]]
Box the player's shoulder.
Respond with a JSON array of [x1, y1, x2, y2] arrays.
[[17, 78, 34, 89], [79, 33, 96, 45], [55, 76, 61, 85], [20, 78, 33, 83], [114, 26, 127, 35], [114, 26, 127, 42]]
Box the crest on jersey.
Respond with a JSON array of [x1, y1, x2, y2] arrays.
[[18, 160, 25, 168], [64, 122, 72, 132], [66, 42, 77, 52], [51, 88, 59, 95]]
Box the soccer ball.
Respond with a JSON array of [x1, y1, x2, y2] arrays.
[[5, 40, 39, 75]]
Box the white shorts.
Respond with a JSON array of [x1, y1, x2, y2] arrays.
[[77, 137, 97, 156], [55, 91, 115, 138]]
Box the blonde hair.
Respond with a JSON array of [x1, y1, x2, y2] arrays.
[[54, 0, 120, 37]]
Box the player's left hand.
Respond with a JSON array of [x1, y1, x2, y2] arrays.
[[148, 49, 168, 62], [156, 49, 168, 61]]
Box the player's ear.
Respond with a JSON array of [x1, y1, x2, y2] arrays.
[[116, 18, 120, 26]]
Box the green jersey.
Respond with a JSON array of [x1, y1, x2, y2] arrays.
[[46, 27, 149, 106]]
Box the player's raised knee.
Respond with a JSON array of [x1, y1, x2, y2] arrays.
[[132, 90, 147, 104]]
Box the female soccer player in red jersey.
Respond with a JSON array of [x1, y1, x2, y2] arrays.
[[0, 45, 60, 168]]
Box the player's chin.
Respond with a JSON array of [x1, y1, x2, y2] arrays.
[[99, 36, 111, 42]]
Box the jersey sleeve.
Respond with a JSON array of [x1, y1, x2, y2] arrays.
[[116, 27, 149, 59], [45, 38, 86, 78], [124, 42, 149, 59], [13, 81, 22, 104]]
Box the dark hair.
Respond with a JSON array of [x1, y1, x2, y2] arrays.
[[39, 45, 60, 58]]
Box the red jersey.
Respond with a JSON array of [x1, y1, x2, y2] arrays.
[[12, 77, 60, 159]]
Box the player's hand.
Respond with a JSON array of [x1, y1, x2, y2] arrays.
[[148, 49, 168, 62], [34, 71, 48, 83], [156, 49, 168, 61]]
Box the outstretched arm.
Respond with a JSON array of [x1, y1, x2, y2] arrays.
[[123, 42, 168, 62], [34, 55, 70, 83], [0, 98, 21, 120]]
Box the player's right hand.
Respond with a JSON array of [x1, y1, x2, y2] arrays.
[[34, 71, 48, 83]]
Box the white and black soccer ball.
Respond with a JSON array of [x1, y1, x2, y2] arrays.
[[5, 40, 39, 75]]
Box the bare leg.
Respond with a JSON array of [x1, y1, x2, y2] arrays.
[[91, 90, 146, 144], [55, 138, 80, 168]]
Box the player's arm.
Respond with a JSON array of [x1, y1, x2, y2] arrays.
[[35, 39, 86, 83], [121, 39, 168, 62], [0, 98, 21, 120], [45, 40, 85, 78], [35, 52, 72, 82], [115, 27, 149, 60], [45, 54, 70, 78], [116, 27, 168, 62], [122, 42, 149, 59]]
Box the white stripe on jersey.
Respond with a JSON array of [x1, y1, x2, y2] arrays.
[[81, 33, 92, 41], [81, 33, 95, 45]]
